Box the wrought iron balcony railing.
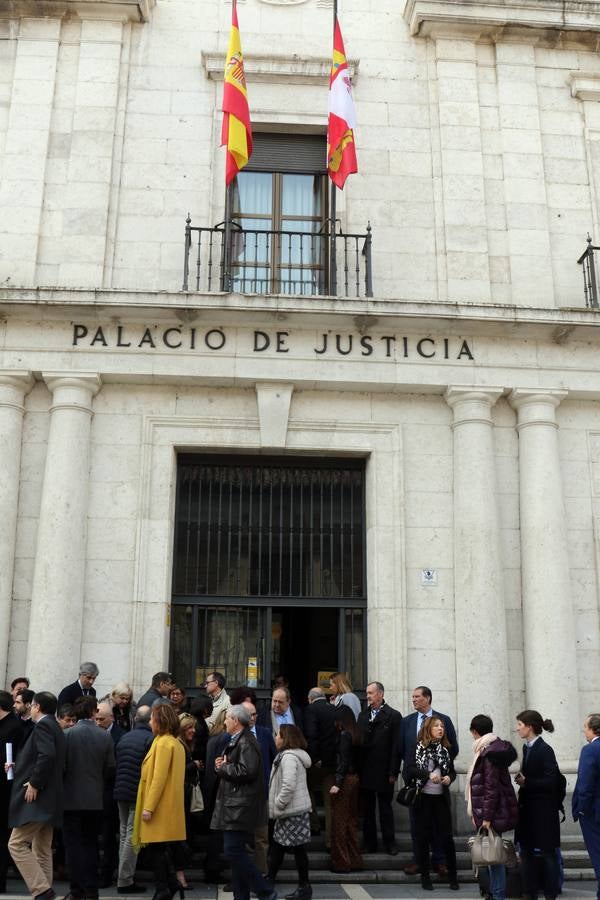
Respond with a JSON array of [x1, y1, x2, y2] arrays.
[[182, 216, 373, 298], [578, 234, 600, 309]]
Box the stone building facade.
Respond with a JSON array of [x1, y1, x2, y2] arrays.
[[2, 0, 600, 775]]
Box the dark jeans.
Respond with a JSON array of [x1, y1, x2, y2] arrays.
[[63, 809, 103, 899], [521, 847, 560, 898], [149, 842, 177, 894], [0, 784, 12, 889], [100, 795, 119, 880], [222, 830, 273, 900], [362, 785, 395, 850], [268, 840, 309, 885], [409, 802, 444, 864], [414, 794, 457, 881]]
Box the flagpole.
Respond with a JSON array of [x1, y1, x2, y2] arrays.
[[329, 0, 338, 297]]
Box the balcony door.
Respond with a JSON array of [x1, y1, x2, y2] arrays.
[[229, 133, 328, 296]]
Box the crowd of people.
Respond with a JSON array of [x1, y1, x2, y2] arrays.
[[1, 666, 600, 900]]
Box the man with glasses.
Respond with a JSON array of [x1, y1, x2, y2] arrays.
[[136, 672, 173, 709], [203, 673, 230, 736], [7, 692, 66, 900], [58, 662, 99, 706]]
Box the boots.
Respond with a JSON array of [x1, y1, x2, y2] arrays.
[[420, 875, 434, 891], [284, 886, 312, 900]]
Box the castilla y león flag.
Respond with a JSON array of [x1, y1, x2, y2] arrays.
[[327, 17, 358, 189], [221, 0, 252, 186]]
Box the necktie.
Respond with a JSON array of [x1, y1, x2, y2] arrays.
[[523, 744, 529, 766]]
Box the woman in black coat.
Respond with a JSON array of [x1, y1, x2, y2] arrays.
[[515, 709, 561, 899]]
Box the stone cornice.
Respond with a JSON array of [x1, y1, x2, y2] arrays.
[[570, 72, 600, 101], [402, 0, 600, 39], [0, 0, 155, 23], [1, 287, 600, 340], [202, 51, 358, 85]]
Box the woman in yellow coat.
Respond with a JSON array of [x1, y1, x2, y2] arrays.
[[134, 702, 186, 900]]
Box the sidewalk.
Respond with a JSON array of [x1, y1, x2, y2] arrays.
[[3, 880, 599, 900]]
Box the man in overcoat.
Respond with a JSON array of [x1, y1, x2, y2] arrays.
[[357, 681, 402, 855], [7, 691, 66, 900], [0, 691, 23, 892], [211, 705, 276, 900], [62, 695, 115, 900], [573, 713, 600, 900]]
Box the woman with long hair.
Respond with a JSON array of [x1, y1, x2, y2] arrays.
[[515, 710, 561, 900], [133, 702, 186, 900], [328, 672, 361, 721], [405, 716, 459, 892], [329, 705, 362, 873], [174, 714, 200, 891], [268, 724, 312, 900], [465, 714, 519, 900]]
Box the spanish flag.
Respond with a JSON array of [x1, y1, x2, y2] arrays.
[[327, 17, 358, 189], [221, 0, 252, 186]]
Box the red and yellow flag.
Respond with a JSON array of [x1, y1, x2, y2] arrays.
[[327, 17, 358, 189], [221, 0, 252, 186]]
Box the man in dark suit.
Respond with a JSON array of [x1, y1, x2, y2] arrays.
[[95, 701, 125, 887], [400, 685, 459, 875], [0, 691, 23, 893], [304, 687, 337, 845], [242, 700, 277, 875], [57, 662, 99, 706], [62, 695, 115, 900], [8, 691, 66, 900], [13, 689, 35, 741], [573, 713, 600, 899], [357, 681, 402, 855], [256, 687, 303, 737]]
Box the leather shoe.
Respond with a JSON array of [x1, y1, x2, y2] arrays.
[[35, 892, 56, 900], [434, 863, 449, 877], [404, 863, 420, 875], [385, 843, 399, 856], [118, 886, 147, 895], [363, 845, 377, 854]]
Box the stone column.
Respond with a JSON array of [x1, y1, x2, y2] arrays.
[[445, 387, 510, 754], [0, 372, 34, 687], [26, 374, 101, 690], [509, 389, 580, 765]]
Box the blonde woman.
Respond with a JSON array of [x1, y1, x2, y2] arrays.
[[102, 683, 135, 732], [133, 703, 186, 900], [328, 673, 361, 721]]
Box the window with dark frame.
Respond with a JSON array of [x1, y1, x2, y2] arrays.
[[172, 456, 366, 601], [228, 133, 329, 296]]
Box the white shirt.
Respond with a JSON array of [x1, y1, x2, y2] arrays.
[[416, 709, 433, 734]]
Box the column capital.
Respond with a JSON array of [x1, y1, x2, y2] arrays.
[[509, 388, 567, 429], [0, 370, 34, 413], [444, 385, 503, 427], [42, 373, 101, 413]]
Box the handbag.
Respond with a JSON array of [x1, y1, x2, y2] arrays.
[[468, 826, 515, 867], [189, 782, 204, 814], [396, 783, 421, 808]]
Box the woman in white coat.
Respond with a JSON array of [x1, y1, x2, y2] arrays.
[[267, 724, 312, 900]]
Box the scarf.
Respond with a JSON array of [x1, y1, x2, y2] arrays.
[[415, 740, 451, 778], [465, 732, 498, 817]]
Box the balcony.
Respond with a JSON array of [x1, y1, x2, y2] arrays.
[[578, 235, 600, 309], [182, 217, 373, 299]]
